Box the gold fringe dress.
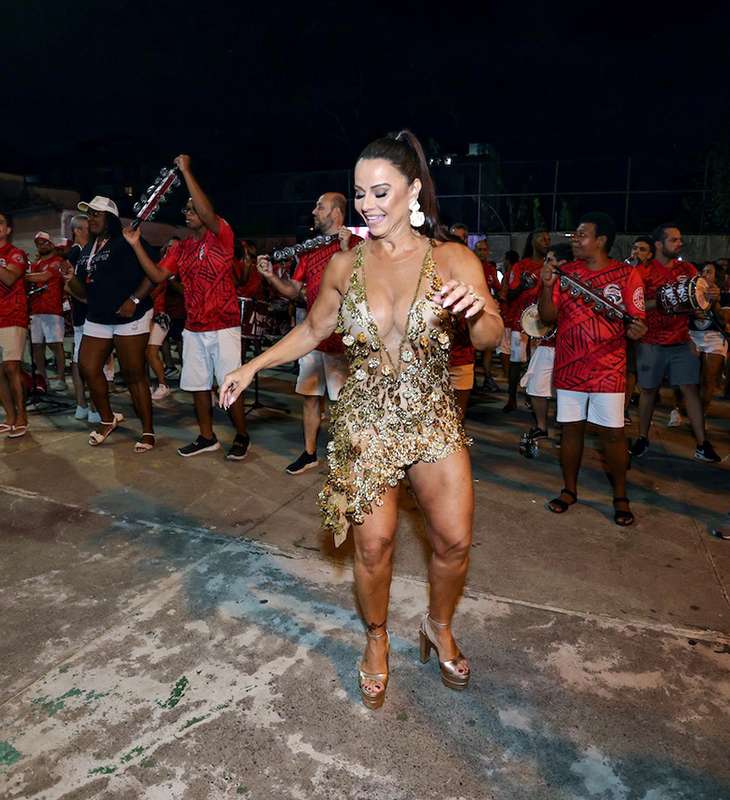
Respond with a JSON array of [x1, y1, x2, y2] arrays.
[[319, 241, 470, 547]]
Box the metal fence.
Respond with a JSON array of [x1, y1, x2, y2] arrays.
[[231, 154, 724, 239]]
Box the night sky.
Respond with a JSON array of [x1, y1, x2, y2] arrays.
[[4, 2, 729, 187]]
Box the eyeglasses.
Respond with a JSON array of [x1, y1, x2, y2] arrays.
[[86, 209, 103, 218]]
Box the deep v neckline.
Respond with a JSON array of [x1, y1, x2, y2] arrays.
[[359, 242, 431, 373]]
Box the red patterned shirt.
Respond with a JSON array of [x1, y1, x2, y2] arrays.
[[637, 259, 697, 346], [505, 258, 542, 330], [160, 217, 239, 332], [29, 254, 64, 316], [292, 235, 362, 353], [0, 242, 29, 328], [553, 259, 645, 393], [482, 260, 501, 296]]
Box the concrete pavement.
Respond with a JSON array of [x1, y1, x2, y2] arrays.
[[1, 370, 729, 799]]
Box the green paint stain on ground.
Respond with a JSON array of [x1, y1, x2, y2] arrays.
[[32, 688, 85, 717], [88, 765, 116, 776], [157, 676, 189, 709], [121, 746, 145, 763], [0, 741, 22, 768], [180, 714, 210, 730], [85, 690, 109, 703]]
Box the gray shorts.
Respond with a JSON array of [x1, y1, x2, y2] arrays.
[[636, 342, 700, 389]]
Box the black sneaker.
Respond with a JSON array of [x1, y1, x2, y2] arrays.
[[527, 427, 549, 440], [624, 410, 631, 425], [177, 435, 220, 458], [629, 436, 649, 458], [483, 376, 500, 393], [286, 450, 319, 475], [695, 440, 721, 463], [227, 434, 250, 461]]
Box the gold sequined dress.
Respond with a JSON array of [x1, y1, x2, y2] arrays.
[[319, 241, 470, 547]]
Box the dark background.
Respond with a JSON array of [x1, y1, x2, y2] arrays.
[[3, 1, 729, 233]]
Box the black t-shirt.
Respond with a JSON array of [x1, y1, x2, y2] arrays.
[[76, 236, 153, 325], [67, 244, 87, 327]]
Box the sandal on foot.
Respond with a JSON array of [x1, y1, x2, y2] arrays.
[[134, 432, 156, 453], [88, 412, 123, 446], [613, 496, 634, 527], [545, 488, 577, 514], [419, 614, 470, 691], [358, 630, 390, 710], [0, 423, 13, 434], [7, 424, 29, 439]]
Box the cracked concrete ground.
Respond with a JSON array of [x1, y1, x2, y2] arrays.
[[1, 370, 729, 799]]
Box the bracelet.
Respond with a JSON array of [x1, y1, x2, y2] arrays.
[[129, 295, 140, 305]]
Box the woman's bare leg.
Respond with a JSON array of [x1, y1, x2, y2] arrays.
[[407, 447, 474, 661], [79, 336, 115, 430], [352, 487, 400, 680], [114, 333, 153, 435]]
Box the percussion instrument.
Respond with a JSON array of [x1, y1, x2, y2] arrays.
[[131, 166, 182, 230], [270, 234, 339, 263], [520, 271, 538, 290], [520, 303, 556, 340], [555, 267, 636, 324], [239, 296, 272, 340], [656, 275, 709, 315]]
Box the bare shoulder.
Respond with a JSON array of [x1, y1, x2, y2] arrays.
[[432, 240, 482, 280], [324, 247, 358, 293]]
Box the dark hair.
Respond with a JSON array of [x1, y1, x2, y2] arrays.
[[651, 222, 679, 245], [234, 238, 244, 260], [503, 249, 520, 266], [579, 212, 616, 252], [358, 129, 446, 240], [450, 223, 468, 233], [0, 210, 13, 236], [522, 227, 549, 259], [548, 242, 573, 263], [104, 212, 122, 238], [632, 235, 655, 258]]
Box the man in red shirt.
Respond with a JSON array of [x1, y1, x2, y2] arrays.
[[126, 154, 249, 460], [474, 238, 501, 392], [258, 192, 360, 474], [0, 211, 30, 437], [501, 229, 550, 412], [538, 213, 647, 526], [631, 223, 721, 463], [25, 231, 67, 391]]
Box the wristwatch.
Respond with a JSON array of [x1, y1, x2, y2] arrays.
[[129, 295, 140, 305]]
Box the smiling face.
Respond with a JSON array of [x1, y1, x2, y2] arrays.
[[182, 198, 203, 232], [353, 158, 421, 239], [87, 209, 109, 237], [571, 222, 603, 260], [702, 263, 717, 286]]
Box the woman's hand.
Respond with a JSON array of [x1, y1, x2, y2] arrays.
[[116, 298, 137, 318], [219, 363, 256, 409], [433, 280, 486, 319]]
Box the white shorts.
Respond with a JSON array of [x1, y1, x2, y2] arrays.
[[295, 350, 348, 400], [83, 309, 153, 339], [73, 326, 84, 362], [690, 330, 728, 357], [30, 314, 65, 344], [181, 327, 242, 391], [0, 326, 27, 362], [520, 346, 555, 398], [556, 390, 624, 429], [148, 322, 169, 347], [449, 362, 475, 391]]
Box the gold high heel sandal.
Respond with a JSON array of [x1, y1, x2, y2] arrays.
[[358, 630, 390, 710], [419, 614, 470, 691]]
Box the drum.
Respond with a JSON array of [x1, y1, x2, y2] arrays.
[[239, 296, 271, 340], [520, 303, 556, 340], [656, 275, 710, 315]]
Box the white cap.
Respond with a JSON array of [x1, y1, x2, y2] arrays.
[[34, 231, 53, 242], [77, 196, 119, 217]]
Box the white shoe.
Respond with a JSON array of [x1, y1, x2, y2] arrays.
[[87, 410, 102, 424], [667, 408, 683, 427], [151, 384, 171, 401], [74, 405, 89, 420]]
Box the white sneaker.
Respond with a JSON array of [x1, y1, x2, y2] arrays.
[[151, 384, 171, 401], [74, 405, 89, 420], [87, 410, 102, 424], [667, 408, 683, 427]]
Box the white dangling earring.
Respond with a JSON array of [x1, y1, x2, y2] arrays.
[[409, 198, 425, 228]]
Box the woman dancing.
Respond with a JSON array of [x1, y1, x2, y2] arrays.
[[220, 131, 503, 709]]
